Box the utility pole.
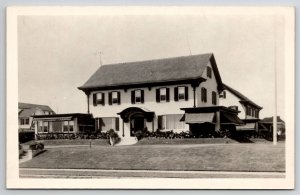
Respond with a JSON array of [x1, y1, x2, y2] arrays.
[[273, 16, 278, 145]]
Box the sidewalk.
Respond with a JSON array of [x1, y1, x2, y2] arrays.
[[19, 168, 285, 178]]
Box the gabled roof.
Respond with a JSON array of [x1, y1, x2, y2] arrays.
[[18, 102, 54, 118], [223, 84, 262, 109], [78, 53, 223, 92], [261, 116, 285, 124], [19, 102, 54, 111]]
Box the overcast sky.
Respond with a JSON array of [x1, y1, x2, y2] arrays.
[[18, 13, 285, 119]]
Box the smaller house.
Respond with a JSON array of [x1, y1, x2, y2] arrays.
[[260, 116, 285, 137], [32, 113, 95, 139], [219, 84, 263, 134], [18, 102, 55, 132]]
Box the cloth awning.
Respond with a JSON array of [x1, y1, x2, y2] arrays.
[[33, 117, 73, 122], [236, 123, 256, 130], [184, 113, 215, 124], [220, 112, 244, 125]]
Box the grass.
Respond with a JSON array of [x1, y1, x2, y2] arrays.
[[20, 143, 285, 172], [23, 139, 109, 146]]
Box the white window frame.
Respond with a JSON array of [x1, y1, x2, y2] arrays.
[[135, 90, 142, 103], [112, 91, 118, 104], [178, 86, 185, 101], [160, 88, 167, 102]]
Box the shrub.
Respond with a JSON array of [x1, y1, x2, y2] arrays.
[[135, 130, 144, 140], [108, 129, 120, 146], [29, 142, 44, 150]]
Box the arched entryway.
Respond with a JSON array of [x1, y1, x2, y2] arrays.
[[118, 107, 154, 137]]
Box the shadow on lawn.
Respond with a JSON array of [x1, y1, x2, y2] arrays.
[[231, 136, 254, 143]]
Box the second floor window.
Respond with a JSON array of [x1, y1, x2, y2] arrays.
[[174, 86, 188, 101], [156, 87, 170, 103], [109, 91, 121, 105], [212, 91, 217, 105], [131, 89, 144, 104], [201, 87, 207, 102], [93, 92, 105, 106]]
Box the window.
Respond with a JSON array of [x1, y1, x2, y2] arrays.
[[109, 91, 120, 105], [174, 86, 188, 101], [38, 121, 43, 132], [158, 114, 185, 130], [220, 91, 226, 98], [96, 117, 119, 131], [156, 88, 170, 102], [207, 66, 212, 78], [201, 87, 207, 102], [43, 121, 49, 132], [69, 121, 74, 132], [20, 118, 30, 125], [131, 89, 144, 104], [212, 91, 217, 105], [93, 92, 105, 106], [63, 121, 69, 132], [160, 88, 166, 101]]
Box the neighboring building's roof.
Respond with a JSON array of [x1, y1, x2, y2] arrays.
[[19, 102, 54, 111], [261, 116, 285, 124], [32, 113, 92, 118], [19, 108, 38, 118], [223, 84, 262, 109], [78, 53, 223, 92], [18, 102, 54, 118]]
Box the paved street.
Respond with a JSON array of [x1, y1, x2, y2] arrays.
[[20, 168, 285, 178]]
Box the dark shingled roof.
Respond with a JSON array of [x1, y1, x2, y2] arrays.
[[19, 102, 54, 112], [261, 116, 285, 124], [79, 53, 222, 91], [223, 84, 262, 109]]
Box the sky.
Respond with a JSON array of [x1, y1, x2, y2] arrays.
[[18, 12, 285, 120]]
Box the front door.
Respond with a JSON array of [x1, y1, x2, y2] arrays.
[[130, 117, 145, 136]]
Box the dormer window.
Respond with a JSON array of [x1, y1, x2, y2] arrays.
[[156, 87, 170, 103], [207, 66, 212, 78], [93, 92, 105, 106], [174, 86, 189, 101], [131, 89, 144, 104], [109, 91, 121, 105]]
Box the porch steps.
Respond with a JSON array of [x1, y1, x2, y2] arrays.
[[116, 137, 138, 146]]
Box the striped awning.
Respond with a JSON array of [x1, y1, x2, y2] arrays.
[[236, 123, 256, 130], [184, 113, 215, 124], [33, 117, 73, 122], [220, 112, 244, 125]]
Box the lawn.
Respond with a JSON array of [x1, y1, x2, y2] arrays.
[[20, 143, 285, 172]]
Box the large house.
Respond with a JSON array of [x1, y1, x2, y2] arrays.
[[18, 102, 55, 132], [78, 53, 244, 140], [219, 84, 263, 133]]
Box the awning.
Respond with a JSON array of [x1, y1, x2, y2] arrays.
[[220, 112, 244, 125], [184, 113, 215, 124], [236, 123, 256, 130], [33, 117, 73, 122]]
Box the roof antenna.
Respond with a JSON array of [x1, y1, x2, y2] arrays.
[[186, 34, 192, 55], [95, 51, 103, 66]]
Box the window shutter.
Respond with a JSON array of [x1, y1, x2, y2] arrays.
[[117, 91, 121, 105], [93, 93, 97, 106], [205, 88, 207, 102], [101, 93, 105, 105], [185, 86, 189, 101], [174, 87, 178, 101], [158, 116, 162, 129], [115, 118, 119, 131], [156, 88, 160, 102], [166, 88, 170, 102], [131, 90, 135, 104], [141, 90, 144, 103], [108, 92, 112, 105]]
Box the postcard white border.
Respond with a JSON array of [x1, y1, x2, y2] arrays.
[[6, 6, 295, 189]]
